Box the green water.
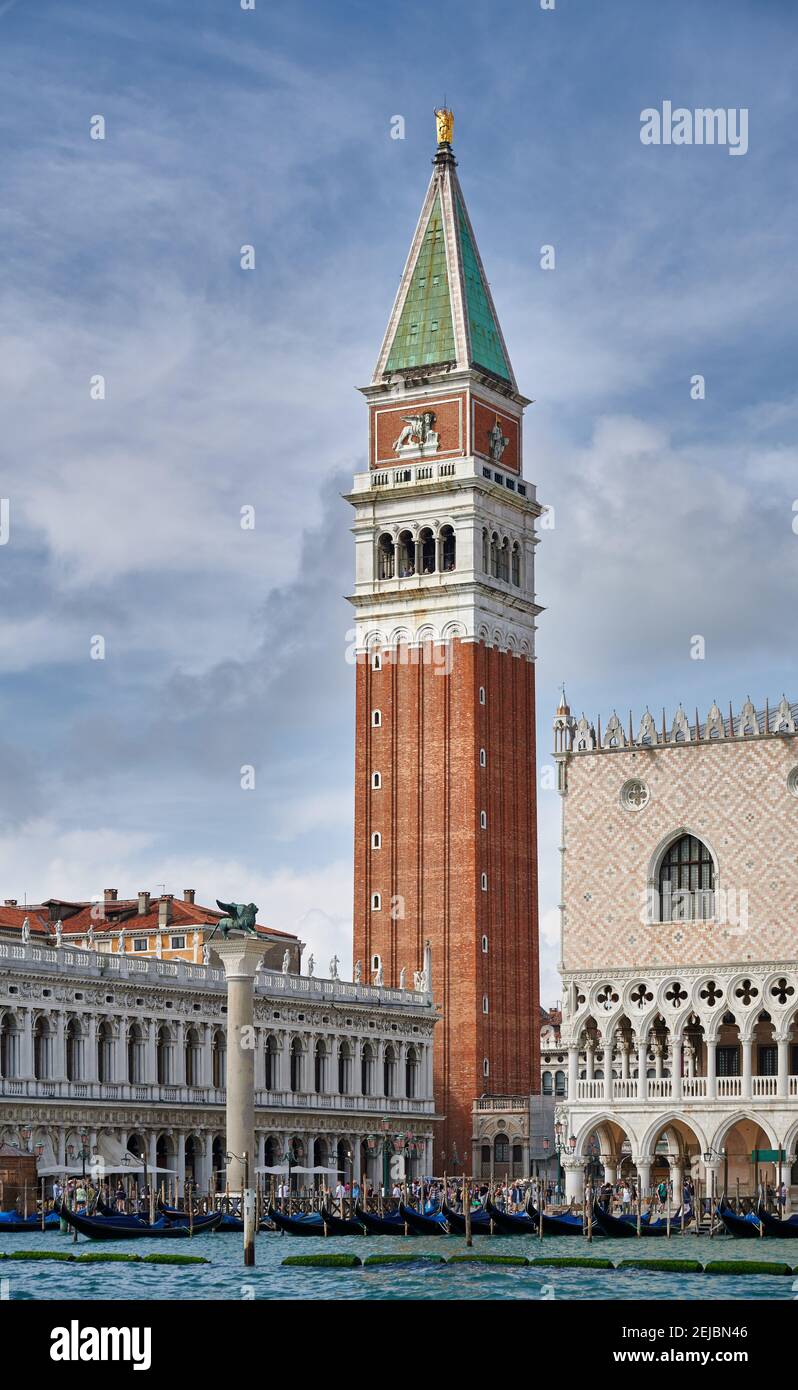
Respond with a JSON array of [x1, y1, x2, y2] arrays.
[[1, 1229, 796, 1300]]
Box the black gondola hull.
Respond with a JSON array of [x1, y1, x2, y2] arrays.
[[442, 1203, 492, 1235], [321, 1207, 365, 1236], [716, 1200, 761, 1239], [59, 1207, 199, 1240], [485, 1201, 536, 1235], [528, 1204, 584, 1236], [399, 1202, 448, 1235], [757, 1205, 798, 1238], [354, 1204, 406, 1235], [268, 1206, 326, 1237]]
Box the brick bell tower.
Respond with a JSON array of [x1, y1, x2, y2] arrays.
[[347, 109, 542, 1171]]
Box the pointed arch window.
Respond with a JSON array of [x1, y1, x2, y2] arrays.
[[658, 834, 714, 921]]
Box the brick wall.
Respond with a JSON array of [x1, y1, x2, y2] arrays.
[[354, 638, 540, 1169]]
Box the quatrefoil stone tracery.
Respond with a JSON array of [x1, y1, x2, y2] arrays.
[[664, 982, 688, 1007], [630, 983, 653, 1009], [699, 981, 723, 1008], [596, 985, 619, 1011], [735, 979, 759, 1007], [771, 978, 795, 1006]]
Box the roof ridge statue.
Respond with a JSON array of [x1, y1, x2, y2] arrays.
[[213, 900, 259, 939]]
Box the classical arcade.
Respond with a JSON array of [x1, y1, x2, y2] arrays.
[[0, 936, 436, 1191]]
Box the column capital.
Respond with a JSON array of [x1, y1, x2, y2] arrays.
[[210, 937, 265, 980]]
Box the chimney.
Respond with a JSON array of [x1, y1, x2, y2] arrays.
[[104, 888, 118, 903], [4, 899, 17, 907], [137, 891, 150, 916], [158, 895, 173, 928], [183, 889, 195, 904]]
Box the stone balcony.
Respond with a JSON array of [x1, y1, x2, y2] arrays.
[[574, 1075, 798, 1103]]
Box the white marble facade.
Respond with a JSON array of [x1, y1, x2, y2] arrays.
[[0, 938, 436, 1190]]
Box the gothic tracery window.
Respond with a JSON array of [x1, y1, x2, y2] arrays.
[[657, 834, 714, 921]]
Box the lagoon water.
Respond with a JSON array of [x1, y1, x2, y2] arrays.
[[1, 1228, 796, 1300]]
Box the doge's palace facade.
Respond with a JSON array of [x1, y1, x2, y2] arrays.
[[554, 693, 798, 1205]]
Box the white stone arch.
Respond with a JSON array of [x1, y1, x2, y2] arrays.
[[519, 638, 531, 659], [655, 975, 692, 1020], [646, 826, 720, 923], [778, 1115, 798, 1161], [491, 626, 504, 650], [440, 620, 466, 642], [639, 1110, 710, 1159], [724, 975, 766, 1038], [691, 974, 728, 1020], [761, 971, 798, 1021], [415, 623, 437, 646], [623, 978, 656, 1018], [572, 1111, 640, 1160], [589, 979, 622, 1023], [709, 1109, 779, 1154], [631, 1007, 661, 1045], [505, 633, 518, 655], [362, 628, 384, 653], [388, 625, 412, 647], [477, 623, 490, 644]]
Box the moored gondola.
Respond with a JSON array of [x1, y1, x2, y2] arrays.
[[399, 1201, 448, 1235], [354, 1203, 406, 1234], [526, 1200, 584, 1236], [59, 1206, 205, 1240], [441, 1202, 492, 1235], [321, 1206, 365, 1236], [485, 1200, 536, 1235], [268, 1206, 325, 1236], [716, 1199, 761, 1239], [757, 1204, 798, 1238], [0, 1209, 61, 1234], [591, 1201, 692, 1238]]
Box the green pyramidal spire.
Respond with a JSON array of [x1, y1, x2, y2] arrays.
[[374, 112, 516, 390]]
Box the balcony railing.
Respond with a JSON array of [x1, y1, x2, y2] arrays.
[[573, 1074, 793, 1103], [255, 1089, 434, 1115], [473, 1095, 529, 1112]]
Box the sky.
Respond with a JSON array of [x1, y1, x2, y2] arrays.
[[0, 0, 796, 1006]]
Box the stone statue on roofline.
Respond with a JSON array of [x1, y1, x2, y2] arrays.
[[281, 949, 290, 974], [354, 959, 362, 984]]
